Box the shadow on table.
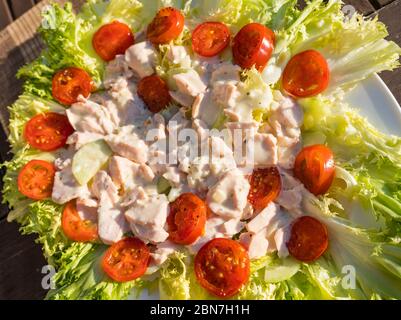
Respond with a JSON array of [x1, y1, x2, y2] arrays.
[[0, 220, 48, 300]]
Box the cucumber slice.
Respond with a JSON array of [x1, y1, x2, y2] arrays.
[[157, 177, 172, 195], [264, 257, 300, 283], [72, 140, 112, 186], [212, 111, 228, 130]]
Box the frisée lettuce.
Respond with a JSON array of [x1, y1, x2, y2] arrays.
[[7, 94, 65, 153], [46, 243, 146, 300], [272, 0, 401, 92], [300, 96, 401, 233], [1, 147, 147, 299], [17, 0, 146, 99], [304, 192, 401, 300], [17, 3, 103, 99]]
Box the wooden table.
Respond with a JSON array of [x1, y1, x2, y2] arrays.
[[0, 0, 400, 299]]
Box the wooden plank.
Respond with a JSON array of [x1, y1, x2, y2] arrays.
[[344, 0, 376, 15], [0, 0, 13, 31], [0, 136, 12, 220], [9, 0, 36, 19], [0, 2, 48, 137], [297, 0, 307, 9], [372, 0, 401, 105], [0, 165, 11, 220], [375, 0, 397, 6], [0, 219, 48, 299]]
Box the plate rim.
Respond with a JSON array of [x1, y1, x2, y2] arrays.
[[373, 73, 401, 117]]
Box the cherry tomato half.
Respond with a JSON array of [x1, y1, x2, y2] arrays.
[[192, 22, 230, 57], [282, 50, 330, 98], [137, 75, 171, 113], [195, 238, 250, 298], [248, 167, 281, 212], [61, 200, 98, 242], [102, 237, 150, 282], [93, 21, 135, 62], [167, 193, 207, 245], [52, 67, 93, 105], [17, 160, 55, 200], [24, 112, 74, 152], [232, 23, 275, 71], [287, 216, 329, 262], [147, 7, 185, 45], [294, 144, 335, 196]]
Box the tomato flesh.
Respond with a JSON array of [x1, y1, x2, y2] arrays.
[[192, 22, 230, 57], [294, 144, 335, 196], [194, 238, 250, 298], [93, 21, 135, 62], [287, 216, 328, 262], [24, 112, 74, 151], [52, 67, 93, 105], [147, 7, 184, 45], [102, 237, 150, 282], [137, 75, 171, 113], [167, 193, 207, 245], [248, 167, 281, 212], [17, 160, 55, 200], [232, 23, 275, 71], [62, 200, 98, 242], [282, 50, 330, 98]]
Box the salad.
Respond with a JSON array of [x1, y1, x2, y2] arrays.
[[2, 0, 401, 300]]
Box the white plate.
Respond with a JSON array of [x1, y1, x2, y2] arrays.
[[131, 74, 401, 300], [345, 74, 401, 136]]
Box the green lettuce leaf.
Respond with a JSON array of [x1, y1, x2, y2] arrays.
[[1, 146, 66, 265], [2, 148, 145, 299], [19, 200, 67, 264], [291, 80, 401, 300], [155, 44, 193, 89], [1, 147, 57, 222], [7, 94, 65, 153], [17, 0, 147, 100], [301, 256, 364, 299], [46, 243, 146, 300], [159, 251, 192, 299], [17, 2, 104, 99], [300, 96, 401, 232], [188, 0, 298, 32], [304, 193, 401, 299], [236, 253, 355, 300], [157, 251, 351, 300], [273, 0, 401, 91]]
